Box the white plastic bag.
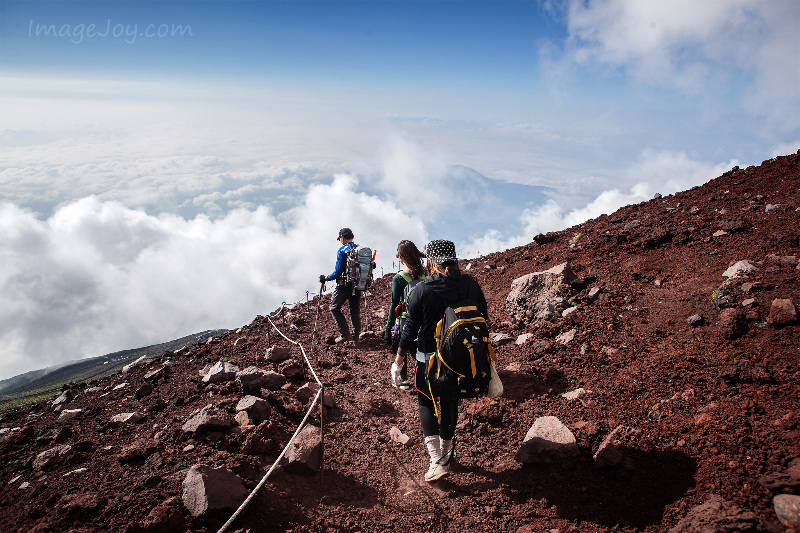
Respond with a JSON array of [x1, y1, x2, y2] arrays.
[[487, 360, 503, 398]]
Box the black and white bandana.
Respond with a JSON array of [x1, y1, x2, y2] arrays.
[[425, 240, 457, 264]]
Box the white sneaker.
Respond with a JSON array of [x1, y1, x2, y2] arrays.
[[424, 461, 449, 482]]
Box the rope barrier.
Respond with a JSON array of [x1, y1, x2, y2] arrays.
[[217, 304, 326, 533]]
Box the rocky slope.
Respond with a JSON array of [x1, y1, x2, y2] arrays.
[[1, 151, 799, 533]]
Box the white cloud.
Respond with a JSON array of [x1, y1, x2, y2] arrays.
[[557, 0, 800, 129], [461, 149, 739, 255], [0, 178, 426, 381]]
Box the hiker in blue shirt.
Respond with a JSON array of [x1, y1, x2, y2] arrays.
[[319, 228, 361, 345]]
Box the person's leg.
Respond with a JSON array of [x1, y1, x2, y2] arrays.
[[329, 287, 351, 337], [438, 395, 459, 464], [417, 368, 448, 482], [347, 290, 361, 337]]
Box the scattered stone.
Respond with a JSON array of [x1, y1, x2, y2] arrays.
[[489, 332, 514, 346], [52, 390, 74, 407], [624, 220, 640, 230], [774, 494, 800, 525], [668, 494, 769, 533], [55, 492, 102, 514], [122, 354, 156, 374], [202, 361, 240, 383], [516, 333, 535, 345], [389, 426, 411, 446], [555, 329, 576, 345], [113, 382, 128, 391], [235, 395, 271, 423], [181, 405, 232, 433], [265, 346, 292, 363], [686, 314, 704, 327], [515, 416, 579, 464], [136, 383, 155, 399], [58, 409, 82, 422], [234, 411, 252, 427], [765, 203, 781, 212], [144, 365, 171, 382], [118, 439, 158, 463], [241, 421, 277, 455], [296, 382, 321, 404], [594, 425, 632, 470], [236, 366, 287, 394], [719, 308, 748, 339], [767, 298, 797, 326], [33, 444, 74, 471], [561, 306, 578, 317], [713, 230, 728, 238], [182, 465, 248, 518], [586, 287, 602, 302], [722, 260, 757, 279], [111, 412, 147, 424], [278, 360, 304, 378], [139, 497, 187, 532], [561, 388, 590, 401], [759, 457, 800, 492], [284, 424, 323, 474]]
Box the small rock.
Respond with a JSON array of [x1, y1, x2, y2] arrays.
[[774, 494, 800, 525], [767, 298, 797, 326], [182, 465, 248, 517], [110, 412, 147, 424], [722, 260, 757, 279], [515, 333, 535, 345], [686, 314, 704, 327], [389, 426, 411, 446], [555, 329, 575, 345], [719, 308, 747, 339]]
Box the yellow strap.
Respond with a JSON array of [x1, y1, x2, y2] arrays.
[[469, 347, 476, 377], [453, 305, 478, 314]]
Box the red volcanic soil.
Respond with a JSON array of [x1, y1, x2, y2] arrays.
[[1, 152, 799, 533]]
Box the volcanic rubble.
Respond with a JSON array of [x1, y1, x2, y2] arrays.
[[1, 151, 799, 533]]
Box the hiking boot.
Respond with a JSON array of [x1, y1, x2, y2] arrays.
[[424, 435, 449, 482], [424, 461, 449, 482], [334, 333, 354, 344]]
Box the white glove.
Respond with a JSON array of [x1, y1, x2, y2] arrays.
[[391, 363, 403, 388]]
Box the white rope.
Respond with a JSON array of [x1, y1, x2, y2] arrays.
[[217, 308, 325, 533]]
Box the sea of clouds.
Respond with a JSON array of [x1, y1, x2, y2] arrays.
[[2, 0, 799, 381]]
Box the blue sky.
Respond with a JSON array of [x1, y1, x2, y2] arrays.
[[1, 0, 799, 381]]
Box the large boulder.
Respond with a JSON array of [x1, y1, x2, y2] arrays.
[[182, 405, 232, 433], [236, 366, 287, 394], [515, 416, 579, 464], [284, 424, 322, 474], [202, 361, 240, 383], [506, 263, 578, 325], [33, 444, 74, 471], [235, 395, 271, 423], [182, 465, 248, 517], [767, 298, 797, 326]]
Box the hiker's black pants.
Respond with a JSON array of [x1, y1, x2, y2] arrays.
[[330, 286, 361, 336], [416, 362, 458, 440]]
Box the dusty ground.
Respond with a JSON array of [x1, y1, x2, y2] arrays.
[[1, 151, 799, 533]]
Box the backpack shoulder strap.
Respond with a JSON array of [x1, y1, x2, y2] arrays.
[[398, 272, 412, 283]]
